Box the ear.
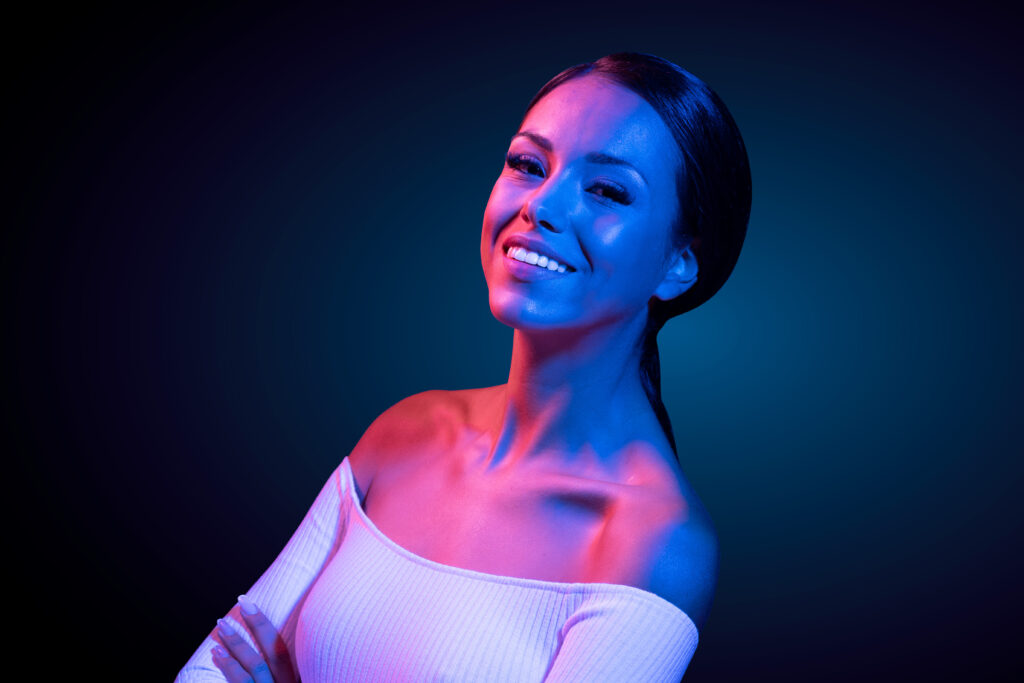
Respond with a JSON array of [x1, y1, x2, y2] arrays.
[[653, 242, 698, 302]]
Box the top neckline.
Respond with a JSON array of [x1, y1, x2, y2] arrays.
[[338, 458, 696, 631]]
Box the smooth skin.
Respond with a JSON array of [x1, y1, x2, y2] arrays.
[[478, 71, 700, 472], [212, 74, 715, 682], [471, 72, 717, 626], [476, 72, 717, 627]]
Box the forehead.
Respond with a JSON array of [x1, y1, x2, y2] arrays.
[[519, 74, 679, 171]]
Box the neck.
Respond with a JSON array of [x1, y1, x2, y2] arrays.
[[478, 309, 665, 475]]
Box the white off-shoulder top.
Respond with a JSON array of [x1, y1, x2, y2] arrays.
[[175, 457, 698, 682]]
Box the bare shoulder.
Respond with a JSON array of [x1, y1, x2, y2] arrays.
[[645, 498, 720, 632], [357, 389, 456, 450], [344, 388, 465, 491], [593, 446, 720, 634], [586, 415, 717, 628]]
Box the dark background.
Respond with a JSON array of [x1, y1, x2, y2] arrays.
[[9, 2, 1021, 680]]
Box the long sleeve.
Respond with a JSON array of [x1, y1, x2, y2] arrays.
[[174, 458, 351, 682], [542, 592, 699, 682]]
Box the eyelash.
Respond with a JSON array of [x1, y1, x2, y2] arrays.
[[505, 153, 633, 205]]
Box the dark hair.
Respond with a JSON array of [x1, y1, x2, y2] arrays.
[[519, 52, 752, 457]]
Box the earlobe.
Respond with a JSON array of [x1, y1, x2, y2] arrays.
[[653, 245, 698, 302]]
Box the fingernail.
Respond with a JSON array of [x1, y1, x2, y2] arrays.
[[216, 618, 236, 636], [238, 594, 259, 615], [212, 645, 228, 658]]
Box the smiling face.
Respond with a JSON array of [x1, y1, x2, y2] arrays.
[[480, 74, 697, 336]]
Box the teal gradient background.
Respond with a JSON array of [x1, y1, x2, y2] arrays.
[[9, 2, 1020, 680]]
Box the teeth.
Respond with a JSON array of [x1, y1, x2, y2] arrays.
[[507, 246, 570, 273]]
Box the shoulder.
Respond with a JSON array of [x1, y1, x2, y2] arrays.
[[644, 500, 719, 633], [345, 388, 466, 489], [604, 450, 719, 632], [363, 389, 455, 445], [593, 448, 720, 630]]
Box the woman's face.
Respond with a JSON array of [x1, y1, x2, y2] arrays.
[[480, 73, 696, 335]]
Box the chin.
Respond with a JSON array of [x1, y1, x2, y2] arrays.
[[487, 290, 579, 332]]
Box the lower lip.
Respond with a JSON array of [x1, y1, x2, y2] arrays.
[[501, 250, 574, 280]]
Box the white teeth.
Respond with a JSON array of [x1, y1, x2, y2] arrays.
[[507, 246, 571, 273]]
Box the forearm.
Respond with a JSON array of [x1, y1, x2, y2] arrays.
[[175, 461, 349, 681]]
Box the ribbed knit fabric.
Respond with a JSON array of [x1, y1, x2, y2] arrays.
[[175, 457, 699, 682]]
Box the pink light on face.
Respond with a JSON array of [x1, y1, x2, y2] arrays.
[[479, 73, 695, 333]]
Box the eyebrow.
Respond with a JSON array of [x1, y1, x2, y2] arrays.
[[510, 130, 648, 185]]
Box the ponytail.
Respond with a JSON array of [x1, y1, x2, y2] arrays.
[[638, 310, 678, 457]]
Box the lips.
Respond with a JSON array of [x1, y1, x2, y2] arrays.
[[500, 234, 577, 272]]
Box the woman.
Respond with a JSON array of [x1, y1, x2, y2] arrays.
[[176, 51, 751, 682]]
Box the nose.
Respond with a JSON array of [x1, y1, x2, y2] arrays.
[[519, 174, 568, 234]]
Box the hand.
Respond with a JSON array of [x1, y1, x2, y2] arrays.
[[212, 594, 298, 683]]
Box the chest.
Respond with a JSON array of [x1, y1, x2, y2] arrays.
[[359, 451, 673, 585]]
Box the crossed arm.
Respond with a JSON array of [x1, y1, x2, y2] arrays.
[[173, 461, 349, 683]]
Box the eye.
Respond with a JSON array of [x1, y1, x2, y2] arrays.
[[590, 181, 632, 205], [506, 153, 545, 177], [505, 153, 633, 206]]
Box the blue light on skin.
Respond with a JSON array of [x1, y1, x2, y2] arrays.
[[477, 73, 700, 479]]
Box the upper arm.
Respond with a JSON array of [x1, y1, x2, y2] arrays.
[[543, 593, 700, 682], [543, 522, 712, 683], [647, 518, 720, 632], [176, 460, 351, 682], [176, 390, 451, 682]]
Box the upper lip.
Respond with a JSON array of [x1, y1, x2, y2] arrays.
[[501, 234, 577, 272]]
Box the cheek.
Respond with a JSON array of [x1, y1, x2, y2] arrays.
[[484, 189, 524, 246], [588, 214, 657, 272], [481, 183, 518, 260], [487, 177, 527, 217], [586, 222, 669, 298], [590, 213, 628, 249]]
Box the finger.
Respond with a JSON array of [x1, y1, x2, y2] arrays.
[[212, 644, 256, 683], [216, 617, 275, 683], [237, 594, 297, 683]]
